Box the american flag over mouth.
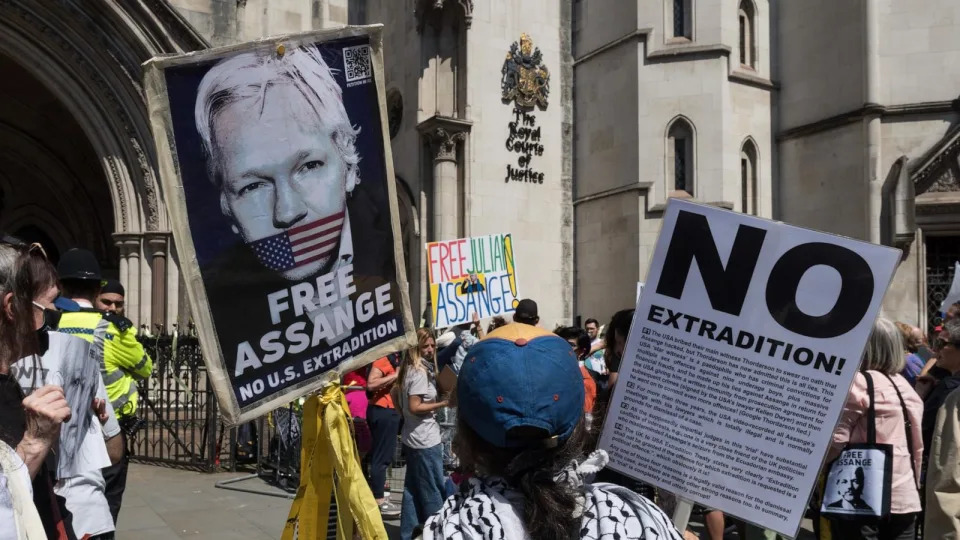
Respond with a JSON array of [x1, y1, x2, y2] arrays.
[[249, 211, 345, 272]]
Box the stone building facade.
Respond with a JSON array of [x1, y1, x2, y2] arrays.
[[575, 0, 960, 331], [1, 0, 957, 332], [777, 0, 960, 330], [573, 0, 774, 322]]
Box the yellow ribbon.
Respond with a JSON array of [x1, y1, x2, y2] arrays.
[[281, 381, 388, 540]]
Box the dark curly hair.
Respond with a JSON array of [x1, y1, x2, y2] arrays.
[[453, 416, 589, 539]]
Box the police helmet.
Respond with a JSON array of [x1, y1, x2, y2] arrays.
[[57, 248, 102, 281]]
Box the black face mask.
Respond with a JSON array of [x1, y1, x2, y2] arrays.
[[32, 303, 59, 356], [35, 326, 50, 355], [32, 302, 61, 333]]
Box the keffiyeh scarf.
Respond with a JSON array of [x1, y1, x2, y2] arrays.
[[422, 450, 683, 540]]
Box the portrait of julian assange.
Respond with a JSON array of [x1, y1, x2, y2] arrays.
[[162, 35, 406, 410]]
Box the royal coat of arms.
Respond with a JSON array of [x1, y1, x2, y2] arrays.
[[501, 33, 550, 110]]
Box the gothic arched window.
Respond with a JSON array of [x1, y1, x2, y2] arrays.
[[667, 117, 695, 196], [668, 0, 693, 40], [738, 0, 757, 68], [741, 138, 759, 215]]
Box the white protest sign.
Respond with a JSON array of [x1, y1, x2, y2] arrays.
[[427, 234, 520, 328], [598, 199, 900, 537], [940, 261, 960, 314]]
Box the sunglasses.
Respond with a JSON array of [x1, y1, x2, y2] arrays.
[[0, 235, 47, 259], [936, 338, 960, 350]]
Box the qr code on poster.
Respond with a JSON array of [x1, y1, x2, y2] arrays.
[[343, 45, 372, 82]]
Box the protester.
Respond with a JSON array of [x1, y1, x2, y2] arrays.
[[924, 384, 960, 537], [584, 317, 607, 370], [920, 319, 960, 456], [554, 325, 587, 358], [451, 313, 485, 375], [512, 298, 539, 326], [12, 244, 123, 540], [434, 327, 461, 372], [602, 308, 634, 394], [95, 279, 125, 316], [366, 351, 402, 517], [911, 325, 935, 362], [894, 321, 924, 385], [57, 249, 152, 524], [590, 309, 660, 505], [818, 317, 923, 539], [486, 315, 507, 335], [917, 325, 950, 385], [584, 347, 608, 376], [554, 326, 598, 427], [585, 317, 601, 346], [0, 242, 73, 539], [343, 368, 371, 461], [945, 302, 960, 324], [397, 329, 447, 540], [421, 323, 683, 540]]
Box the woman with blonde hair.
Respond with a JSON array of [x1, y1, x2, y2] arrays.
[[397, 328, 446, 540]]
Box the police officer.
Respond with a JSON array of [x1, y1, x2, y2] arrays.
[[57, 248, 153, 524], [97, 279, 125, 316]]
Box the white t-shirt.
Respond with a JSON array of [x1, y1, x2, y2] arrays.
[[401, 365, 442, 449], [11, 332, 119, 537], [57, 471, 115, 537]]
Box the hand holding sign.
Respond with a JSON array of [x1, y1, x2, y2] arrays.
[[427, 234, 521, 328]]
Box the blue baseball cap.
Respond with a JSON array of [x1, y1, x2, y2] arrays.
[[457, 323, 584, 448]]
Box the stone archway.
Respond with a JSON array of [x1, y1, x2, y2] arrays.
[[0, 0, 206, 329], [909, 123, 960, 331], [0, 67, 113, 267]]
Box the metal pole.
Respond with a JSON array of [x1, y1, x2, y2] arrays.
[[672, 498, 695, 533]]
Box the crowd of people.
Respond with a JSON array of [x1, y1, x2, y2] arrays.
[[813, 308, 960, 540], [0, 242, 151, 540], [10, 235, 960, 540], [340, 299, 687, 540], [335, 299, 960, 540]]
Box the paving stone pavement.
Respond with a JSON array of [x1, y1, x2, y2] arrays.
[[117, 463, 813, 539], [117, 463, 401, 539]]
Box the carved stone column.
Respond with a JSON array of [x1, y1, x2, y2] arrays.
[[112, 233, 143, 328], [418, 116, 471, 241], [146, 232, 169, 332], [117, 241, 130, 297], [427, 127, 465, 241]]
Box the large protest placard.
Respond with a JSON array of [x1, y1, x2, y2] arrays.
[[598, 199, 900, 537], [143, 26, 416, 424], [427, 234, 520, 328]]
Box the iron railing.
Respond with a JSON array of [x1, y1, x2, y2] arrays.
[[130, 329, 226, 471], [926, 236, 960, 334], [128, 326, 423, 509]]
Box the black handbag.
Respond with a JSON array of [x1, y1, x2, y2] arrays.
[[820, 371, 893, 519]]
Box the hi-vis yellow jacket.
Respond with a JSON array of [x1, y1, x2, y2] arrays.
[[58, 309, 153, 419]]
